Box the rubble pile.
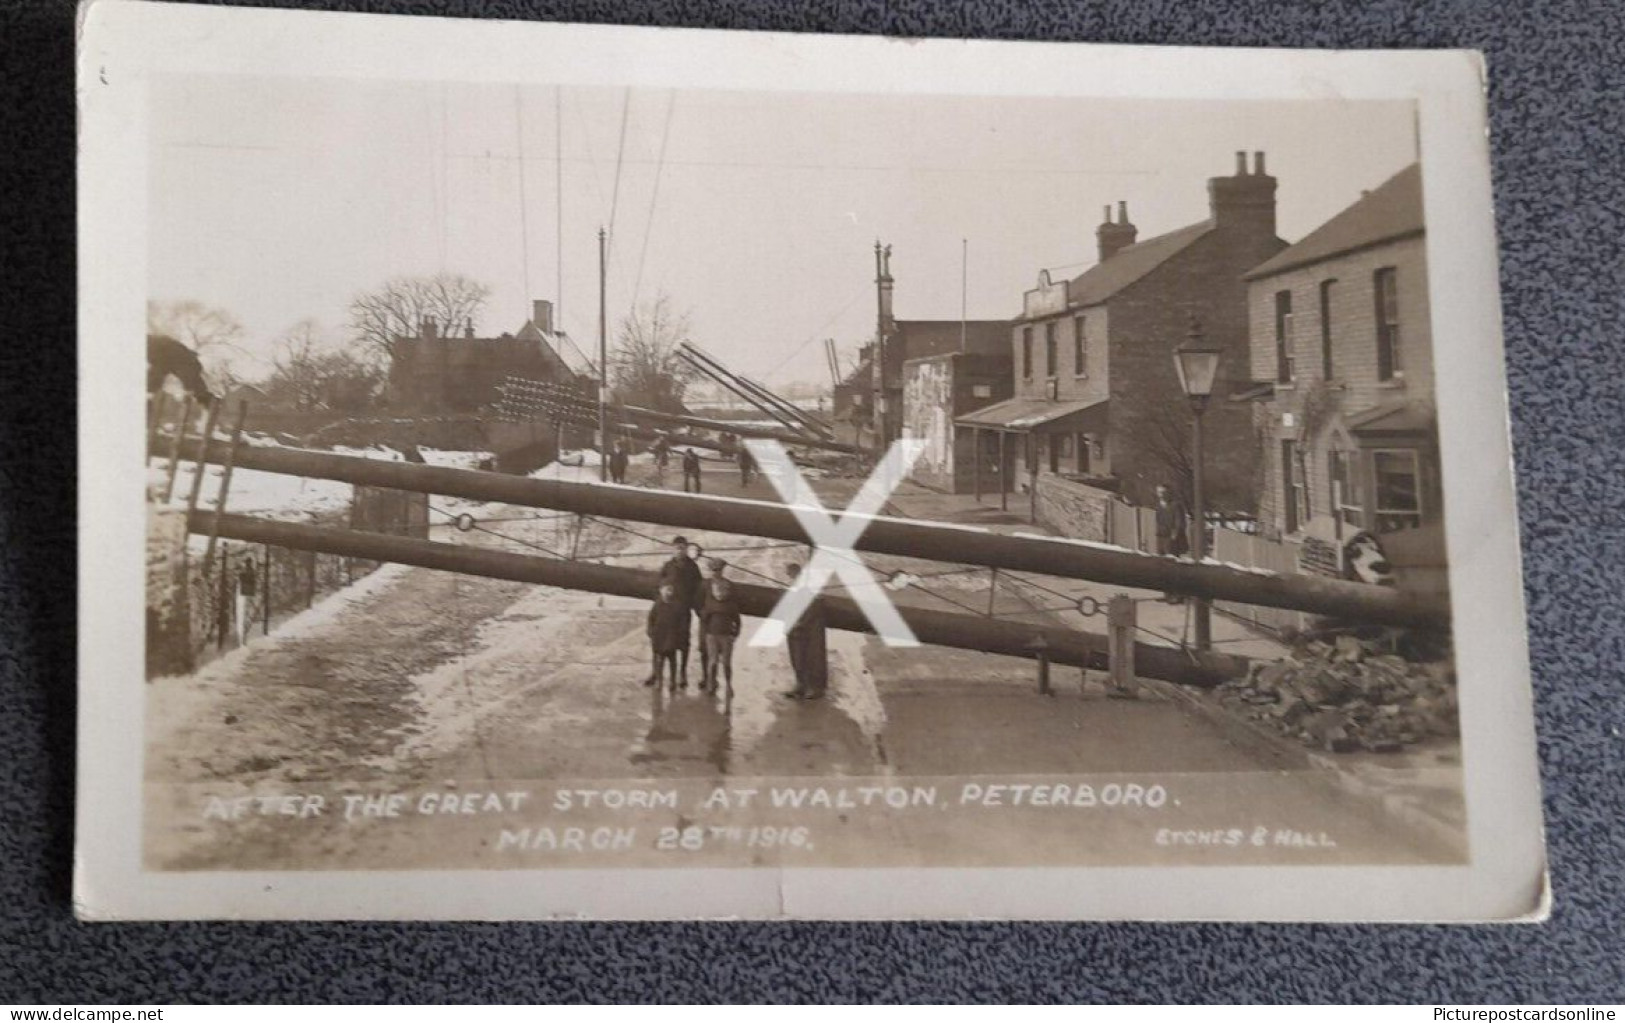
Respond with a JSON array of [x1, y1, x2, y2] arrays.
[[1217, 630, 1457, 753]]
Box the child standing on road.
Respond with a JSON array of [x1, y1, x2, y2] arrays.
[[645, 581, 690, 689], [700, 558, 742, 694]]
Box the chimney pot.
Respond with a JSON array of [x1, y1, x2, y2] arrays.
[[1102, 204, 1112, 224], [532, 299, 554, 334], [1235, 151, 1248, 175], [1117, 200, 1129, 224], [1253, 151, 1266, 175]]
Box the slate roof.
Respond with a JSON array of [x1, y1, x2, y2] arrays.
[[517, 319, 598, 378], [1059, 221, 1214, 310], [1245, 164, 1423, 280]]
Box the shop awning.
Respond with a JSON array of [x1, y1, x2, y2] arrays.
[[955, 396, 1110, 433]]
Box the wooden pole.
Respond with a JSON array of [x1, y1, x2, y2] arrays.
[[161, 395, 193, 503], [598, 226, 608, 483], [1192, 406, 1212, 651], [999, 431, 1008, 512], [162, 438, 1451, 629], [182, 399, 222, 522], [972, 427, 981, 502], [196, 509, 1249, 688], [262, 542, 272, 636], [201, 401, 249, 576], [1107, 593, 1138, 697]]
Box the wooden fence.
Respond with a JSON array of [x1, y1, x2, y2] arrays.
[[1211, 528, 1311, 636]]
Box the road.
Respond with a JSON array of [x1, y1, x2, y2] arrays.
[[143, 457, 1466, 872]]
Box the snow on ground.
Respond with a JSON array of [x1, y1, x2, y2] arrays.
[[149, 443, 498, 522]]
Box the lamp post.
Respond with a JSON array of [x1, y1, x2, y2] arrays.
[[1172, 315, 1222, 652]]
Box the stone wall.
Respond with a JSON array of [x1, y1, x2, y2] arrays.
[[145, 507, 193, 677], [1033, 474, 1114, 543]]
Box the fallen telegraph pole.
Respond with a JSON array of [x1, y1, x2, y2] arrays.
[[197, 510, 1248, 687], [170, 440, 1450, 629], [494, 376, 861, 455]]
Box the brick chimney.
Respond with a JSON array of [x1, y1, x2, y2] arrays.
[[1208, 150, 1277, 235], [422, 316, 439, 341], [1096, 200, 1138, 261], [531, 299, 554, 334]]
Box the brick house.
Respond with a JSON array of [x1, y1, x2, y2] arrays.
[[958, 152, 1287, 514], [388, 299, 596, 413], [1242, 163, 1443, 574]]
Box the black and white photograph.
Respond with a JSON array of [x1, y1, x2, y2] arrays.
[[76, 3, 1544, 920]]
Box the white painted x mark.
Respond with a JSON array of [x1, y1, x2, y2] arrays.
[[744, 438, 926, 649]]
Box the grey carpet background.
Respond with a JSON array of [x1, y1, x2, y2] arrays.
[[2, 0, 1621, 1004]]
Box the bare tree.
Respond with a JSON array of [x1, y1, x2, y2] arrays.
[[611, 294, 698, 414], [264, 320, 327, 412], [346, 272, 491, 361], [264, 319, 386, 413], [147, 299, 249, 392]]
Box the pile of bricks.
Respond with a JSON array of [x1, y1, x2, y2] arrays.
[[1215, 631, 1457, 753]]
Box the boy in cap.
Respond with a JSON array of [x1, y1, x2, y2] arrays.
[[699, 558, 742, 693]]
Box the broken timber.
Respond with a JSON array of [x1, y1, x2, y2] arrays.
[[198, 510, 1246, 688], [166, 440, 1449, 629]]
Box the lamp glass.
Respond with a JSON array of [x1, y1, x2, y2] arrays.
[[1174, 345, 1222, 399]]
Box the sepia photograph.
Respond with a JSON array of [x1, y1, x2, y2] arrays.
[[76, 3, 1544, 920]]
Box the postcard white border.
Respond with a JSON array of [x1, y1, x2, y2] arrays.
[[75, 0, 1545, 921]]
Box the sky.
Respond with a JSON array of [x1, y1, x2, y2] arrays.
[[148, 76, 1417, 388]]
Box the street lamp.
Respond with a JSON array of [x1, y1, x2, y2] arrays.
[[1173, 314, 1222, 651]]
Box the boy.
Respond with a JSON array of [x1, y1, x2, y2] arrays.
[[699, 558, 742, 693], [644, 581, 690, 689]]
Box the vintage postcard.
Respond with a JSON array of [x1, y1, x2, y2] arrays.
[[76, 2, 1545, 920]]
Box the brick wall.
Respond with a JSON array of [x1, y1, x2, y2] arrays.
[[1105, 224, 1285, 512], [1011, 306, 1111, 405]]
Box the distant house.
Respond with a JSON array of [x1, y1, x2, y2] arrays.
[[959, 152, 1288, 512], [1242, 163, 1441, 563], [387, 299, 596, 413]]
